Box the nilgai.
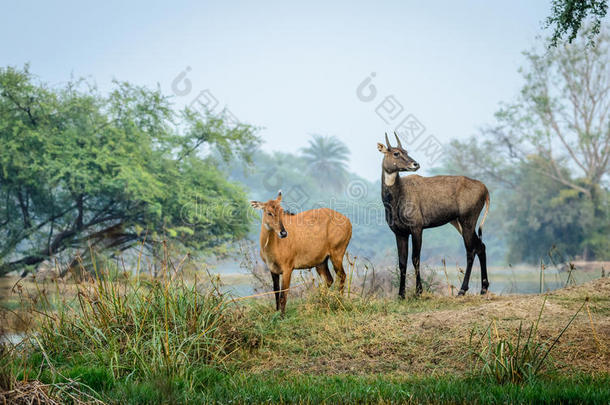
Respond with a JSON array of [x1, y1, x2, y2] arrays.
[[250, 191, 352, 314], [378, 133, 490, 297]]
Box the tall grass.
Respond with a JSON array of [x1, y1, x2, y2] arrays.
[[469, 296, 586, 384], [9, 253, 261, 397]]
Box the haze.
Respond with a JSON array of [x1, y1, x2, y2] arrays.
[[2, 0, 550, 180]]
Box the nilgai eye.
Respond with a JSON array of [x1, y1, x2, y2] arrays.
[[393, 152, 399, 157], [267, 212, 273, 216]]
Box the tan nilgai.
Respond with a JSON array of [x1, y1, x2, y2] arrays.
[[251, 192, 352, 314]]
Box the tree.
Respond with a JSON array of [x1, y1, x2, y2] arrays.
[[0, 65, 260, 275], [442, 30, 610, 262], [300, 135, 350, 192], [503, 161, 597, 263], [545, 0, 608, 47]]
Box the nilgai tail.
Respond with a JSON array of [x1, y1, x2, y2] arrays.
[[478, 190, 490, 238]]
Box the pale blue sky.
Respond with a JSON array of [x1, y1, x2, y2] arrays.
[[2, 1, 551, 180]]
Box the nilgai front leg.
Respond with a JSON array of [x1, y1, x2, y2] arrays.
[[279, 269, 293, 315], [396, 235, 409, 299], [411, 228, 423, 295], [271, 273, 280, 310]]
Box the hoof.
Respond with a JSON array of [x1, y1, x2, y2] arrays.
[[457, 289, 466, 296], [480, 288, 488, 295], [398, 293, 406, 300]]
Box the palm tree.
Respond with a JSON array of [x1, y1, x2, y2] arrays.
[[301, 135, 350, 192]]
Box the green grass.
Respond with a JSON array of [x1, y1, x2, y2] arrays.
[[20, 365, 610, 404], [165, 372, 610, 404]]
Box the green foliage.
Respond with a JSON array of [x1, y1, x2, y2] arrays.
[[441, 141, 610, 263], [545, 0, 608, 47], [0, 65, 260, 274], [504, 162, 604, 263]]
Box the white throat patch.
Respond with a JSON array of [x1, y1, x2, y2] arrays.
[[383, 171, 397, 186]]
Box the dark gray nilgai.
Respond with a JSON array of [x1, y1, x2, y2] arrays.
[[378, 133, 490, 297]]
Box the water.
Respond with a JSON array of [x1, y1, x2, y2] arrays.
[[474, 265, 599, 295], [210, 261, 602, 298], [0, 332, 26, 345]]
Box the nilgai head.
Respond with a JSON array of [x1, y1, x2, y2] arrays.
[[250, 191, 288, 239], [377, 132, 420, 173]]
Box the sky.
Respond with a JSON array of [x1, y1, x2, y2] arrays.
[[1, 0, 552, 181]]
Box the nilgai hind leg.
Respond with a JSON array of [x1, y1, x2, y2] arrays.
[[315, 258, 334, 287], [329, 250, 347, 292], [457, 222, 488, 295], [475, 234, 488, 294]]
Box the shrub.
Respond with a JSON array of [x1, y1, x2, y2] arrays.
[[24, 262, 261, 387], [469, 296, 586, 384]]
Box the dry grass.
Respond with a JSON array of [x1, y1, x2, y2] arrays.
[[0, 380, 64, 405], [0, 380, 105, 405], [240, 277, 610, 377]]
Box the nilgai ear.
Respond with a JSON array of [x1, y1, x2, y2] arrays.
[[377, 143, 388, 153], [276, 190, 282, 202], [250, 201, 264, 210]]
